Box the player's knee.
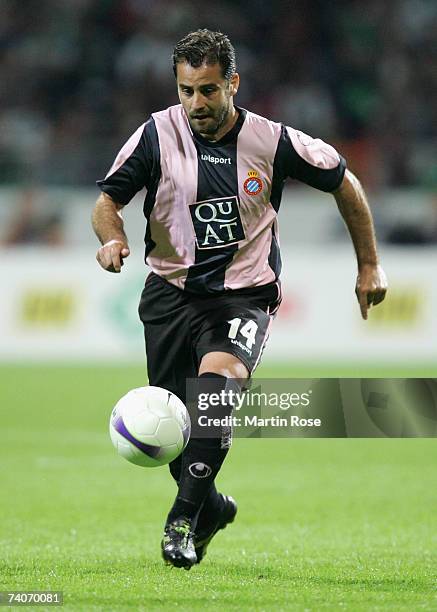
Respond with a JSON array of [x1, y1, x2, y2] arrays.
[[199, 352, 249, 380]]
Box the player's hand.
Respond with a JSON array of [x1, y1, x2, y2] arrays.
[[96, 239, 130, 273], [355, 263, 388, 320]]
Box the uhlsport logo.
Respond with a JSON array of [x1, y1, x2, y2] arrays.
[[243, 170, 263, 196], [189, 462, 212, 478], [201, 153, 231, 165], [189, 196, 246, 249]]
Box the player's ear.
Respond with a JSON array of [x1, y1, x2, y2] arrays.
[[229, 73, 239, 96]]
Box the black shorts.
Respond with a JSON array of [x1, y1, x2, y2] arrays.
[[138, 272, 281, 403]]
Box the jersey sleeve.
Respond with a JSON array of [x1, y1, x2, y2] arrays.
[[277, 125, 346, 192], [96, 117, 158, 205]]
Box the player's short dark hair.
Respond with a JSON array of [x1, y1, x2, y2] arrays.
[[172, 29, 236, 81]]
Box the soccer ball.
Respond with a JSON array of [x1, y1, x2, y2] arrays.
[[109, 386, 191, 467]]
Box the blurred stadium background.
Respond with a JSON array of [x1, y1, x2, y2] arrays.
[[1, 2, 436, 609], [0, 0, 436, 369]]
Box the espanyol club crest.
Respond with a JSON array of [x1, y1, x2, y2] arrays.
[[243, 170, 263, 196]]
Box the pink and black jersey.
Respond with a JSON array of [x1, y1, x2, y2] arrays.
[[97, 104, 346, 294]]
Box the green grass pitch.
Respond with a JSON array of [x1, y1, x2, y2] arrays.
[[1, 363, 436, 611]]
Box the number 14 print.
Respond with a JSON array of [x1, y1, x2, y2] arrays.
[[227, 318, 258, 349]]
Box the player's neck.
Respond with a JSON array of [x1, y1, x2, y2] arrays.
[[201, 106, 239, 143]]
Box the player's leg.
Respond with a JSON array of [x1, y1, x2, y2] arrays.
[[166, 352, 247, 522], [191, 352, 244, 562], [162, 353, 247, 568], [186, 294, 275, 564]]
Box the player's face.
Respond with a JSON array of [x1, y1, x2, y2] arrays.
[[176, 61, 239, 140]]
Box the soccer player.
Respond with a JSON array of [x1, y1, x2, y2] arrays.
[[92, 29, 387, 569]]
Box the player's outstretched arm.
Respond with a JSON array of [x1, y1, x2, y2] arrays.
[[92, 192, 130, 273], [332, 170, 388, 320]]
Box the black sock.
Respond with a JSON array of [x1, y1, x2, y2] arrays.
[[168, 453, 182, 483], [168, 443, 224, 530], [195, 484, 225, 533], [166, 373, 237, 526], [166, 436, 229, 525]]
